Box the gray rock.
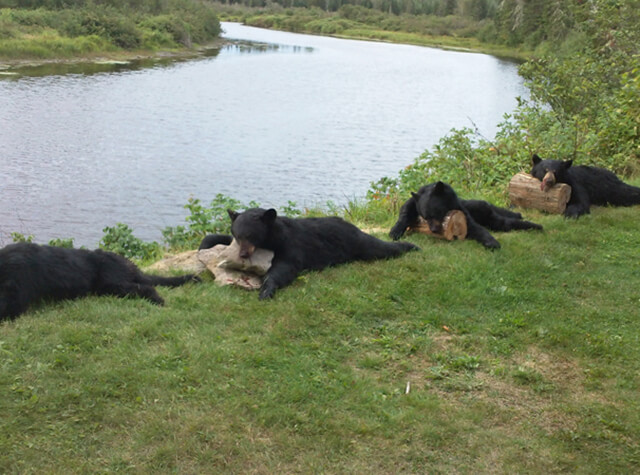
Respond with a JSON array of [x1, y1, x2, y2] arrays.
[[145, 240, 273, 291]]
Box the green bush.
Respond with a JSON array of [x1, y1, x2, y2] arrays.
[[161, 195, 305, 251], [100, 223, 162, 262], [74, 8, 142, 48], [48, 237, 75, 248], [10, 232, 34, 243], [161, 195, 259, 251], [139, 13, 189, 46], [305, 17, 355, 34], [0, 0, 220, 58]]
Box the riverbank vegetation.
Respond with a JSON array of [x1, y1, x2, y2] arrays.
[[213, 0, 590, 59], [3, 0, 640, 471], [0, 0, 221, 62]]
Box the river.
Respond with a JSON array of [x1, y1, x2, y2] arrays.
[[0, 22, 528, 247]]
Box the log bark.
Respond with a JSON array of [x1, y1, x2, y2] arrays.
[[408, 210, 467, 241], [508, 172, 571, 214]]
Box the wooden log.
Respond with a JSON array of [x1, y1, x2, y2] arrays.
[[408, 210, 467, 241], [508, 172, 571, 214]]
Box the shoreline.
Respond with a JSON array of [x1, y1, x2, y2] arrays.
[[1, 22, 529, 72], [222, 17, 531, 62], [0, 38, 227, 72]]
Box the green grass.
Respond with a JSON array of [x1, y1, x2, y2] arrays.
[[2, 204, 640, 472], [0, 31, 112, 59]]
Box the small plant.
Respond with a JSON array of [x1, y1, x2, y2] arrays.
[[281, 200, 302, 218], [162, 194, 260, 250], [100, 223, 161, 261], [48, 237, 74, 248], [11, 232, 34, 243]]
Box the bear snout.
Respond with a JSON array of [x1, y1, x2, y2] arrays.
[[541, 171, 556, 191], [427, 220, 443, 234], [237, 240, 256, 259]]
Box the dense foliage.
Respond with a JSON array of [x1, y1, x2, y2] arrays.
[[215, 0, 581, 50], [0, 0, 221, 58], [368, 0, 639, 212]]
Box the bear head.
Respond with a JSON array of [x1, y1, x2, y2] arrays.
[[227, 208, 277, 259], [531, 154, 573, 191], [414, 181, 462, 235]]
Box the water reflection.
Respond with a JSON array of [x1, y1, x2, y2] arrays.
[[0, 23, 528, 247], [0, 38, 313, 80], [224, 39, 314, 55]]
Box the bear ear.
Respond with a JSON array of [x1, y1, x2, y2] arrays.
[[433, 181, 445, 194], [532, 154, 541, 164], [563, 160, 573, 169], [228, 209, 239, 222], [262, 208, 277, 224], [410, 192, 419, 200]]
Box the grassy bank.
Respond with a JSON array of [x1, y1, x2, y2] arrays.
[[2, 199, 640, 472], [0, 3, 221, 66]]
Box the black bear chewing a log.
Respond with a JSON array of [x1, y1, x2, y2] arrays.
[[390, 181, 542, 249]]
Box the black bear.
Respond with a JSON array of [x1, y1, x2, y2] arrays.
[[0, 242, 200, 321], [531, 154, 640, 218], [198, 234, 232, 250], [199, 208, 419, 299], [389, 181, 543, 249]]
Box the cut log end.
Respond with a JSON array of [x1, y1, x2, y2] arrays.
[[508, 172, 571, 214], [408, 210, 467, 241]]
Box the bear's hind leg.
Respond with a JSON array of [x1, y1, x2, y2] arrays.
[[607, 183, 640, 207], [0, 292, 30, 320]]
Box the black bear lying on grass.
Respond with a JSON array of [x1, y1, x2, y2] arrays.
[[389, 181, 543, 249], [0, 242, 200, 321], [199, 208, 419, 299], [531, 154, 640, 218]]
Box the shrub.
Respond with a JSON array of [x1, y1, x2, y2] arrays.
[[161, 195, 260, 251], [139, 13, 189, 46], [48, 237, 74, 248], [73, 8, 142, 48], [100, 223, 162, 261]]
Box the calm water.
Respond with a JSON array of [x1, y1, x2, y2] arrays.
[[0, 22, 528, 247]]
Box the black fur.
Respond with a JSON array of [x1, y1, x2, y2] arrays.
[[0, 242, 200, 321], [200, 208, 419, 299], [531, 154, 640, 218], [389, 181, 543, 249], [198, 234, 233, 250]]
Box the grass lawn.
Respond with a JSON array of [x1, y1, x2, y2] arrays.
[[2, 202, 640, 473]]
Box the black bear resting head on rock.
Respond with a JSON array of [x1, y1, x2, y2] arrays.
[[389, 181, 542, 250], [228, 208, 276, 259], [206, 208, 419, 299], [0, 242, 200, 321], [530, 154, 640, 218]]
